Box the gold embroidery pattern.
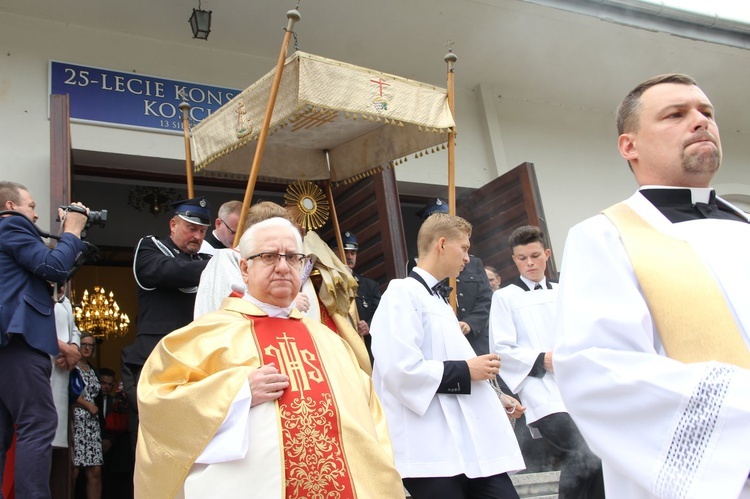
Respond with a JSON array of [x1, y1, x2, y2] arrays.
[[264, 332, 324, 393], [280, 393, 350, 498]]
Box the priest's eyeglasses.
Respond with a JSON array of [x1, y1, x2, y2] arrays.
[[247, 252, 307, 267], [219, 218, 236, 235]]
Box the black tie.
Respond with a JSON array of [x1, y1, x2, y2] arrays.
[[432, 280, 453, 302], [534, 283, 543, 290]]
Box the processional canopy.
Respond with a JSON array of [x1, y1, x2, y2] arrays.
[[191, 51, 456, 185]]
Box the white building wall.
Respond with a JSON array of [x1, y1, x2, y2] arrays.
[[1, 11, 748, 259], [0, 12, 274, 230]]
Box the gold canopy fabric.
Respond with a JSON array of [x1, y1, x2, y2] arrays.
[[191, 51, 455, 184]]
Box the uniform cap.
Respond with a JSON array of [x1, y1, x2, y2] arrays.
[[342, 231, 358, 251], [416, 198, 449, 220], [171, 196, 211, 226], [328, 231, 359, 251]]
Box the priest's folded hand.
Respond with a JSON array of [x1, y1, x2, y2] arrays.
[[248, 362, 290, 407]]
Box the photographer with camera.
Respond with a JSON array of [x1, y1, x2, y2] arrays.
[[0, 181, 89, 499]]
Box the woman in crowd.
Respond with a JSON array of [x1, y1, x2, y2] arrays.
[[73, 332, 103, 499]]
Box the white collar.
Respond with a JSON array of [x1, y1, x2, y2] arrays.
[[520, 275, 546, 291], [242, 294, 293, 318], [639, 185, 714, 204], [412, 266, 440, 289]]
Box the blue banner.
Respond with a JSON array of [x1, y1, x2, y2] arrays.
[[49, 61, 240, 134]]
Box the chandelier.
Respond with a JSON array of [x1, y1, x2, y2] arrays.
[[74, 286, 131, 341], [127, 186, 183, 217]]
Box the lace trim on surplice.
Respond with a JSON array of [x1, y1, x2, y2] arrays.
[[654, 365, 735, 498]]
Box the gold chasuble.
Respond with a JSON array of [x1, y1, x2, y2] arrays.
[[252, 316, 355, 497], [135, 298, 403, 499]]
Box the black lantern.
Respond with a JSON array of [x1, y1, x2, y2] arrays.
[[189, 2, 212, 40]]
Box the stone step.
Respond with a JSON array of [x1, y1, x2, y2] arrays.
[[403, 471, 560, 498], [511, 471, 560, 498]]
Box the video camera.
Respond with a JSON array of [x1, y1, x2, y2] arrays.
[[0, 205, 105, 283], [58, 204, 108, 229], [54, 205, 106, 281]]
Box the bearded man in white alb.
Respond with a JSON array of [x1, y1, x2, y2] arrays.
[[555, 73, 750, 499]]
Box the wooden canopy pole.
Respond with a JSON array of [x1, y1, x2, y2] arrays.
[[179, 101, 195, 198], [233, 9, 301, 247], [445, 49, 458, 310], [445, 49, 457, 217], [324, 168, 361, 327], [322, 151, 347, 263], [325, 180, 346, 265]]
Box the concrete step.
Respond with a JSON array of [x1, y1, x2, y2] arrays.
[[404, 471, 560, 498], [511, 471, 560, 498]]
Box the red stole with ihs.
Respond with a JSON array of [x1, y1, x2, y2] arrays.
[[251, 315, 356, 499]]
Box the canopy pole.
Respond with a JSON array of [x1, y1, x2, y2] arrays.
[[445, 49, 457, 217], [179, 101, 195, 199], [324, 165, 346, 264], [445, 49, 458, 311], [234, 9, 301, 247], [325, 178, 361, 328]]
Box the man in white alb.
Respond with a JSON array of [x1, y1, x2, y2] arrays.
[[555, 73, 750, 499]]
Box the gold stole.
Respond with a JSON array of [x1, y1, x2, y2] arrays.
[[603, 203, 750, 368], [251, 316, 356, 498]]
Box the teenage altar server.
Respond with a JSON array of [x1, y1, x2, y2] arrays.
[[135, 217, 403, 498], [555, 73, 750, 499], [371, 212, 525, 499], [490, 225, 603, 499]]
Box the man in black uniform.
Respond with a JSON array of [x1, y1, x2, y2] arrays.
[[199, 199, 241, 256], [334, 231, 381, 363], [122, 196, 211, 448], [412, 199, 494, 355]]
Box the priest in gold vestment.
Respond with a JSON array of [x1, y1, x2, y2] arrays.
[[135, 217, 404, 499]]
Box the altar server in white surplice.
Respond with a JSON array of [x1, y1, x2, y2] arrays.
[[490, 225, 603, 499], [555, 73, 750, 499], [371, 212, 525, 499]]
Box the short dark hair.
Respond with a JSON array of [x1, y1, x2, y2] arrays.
[[0, 181, 28, 207], [509, 225, 547, 250], [484, 265, 498, 274], [99, 367, 116, 378], [616, 73, 698, 136]]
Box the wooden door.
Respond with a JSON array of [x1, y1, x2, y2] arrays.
[[457, 162, 557, 284], [319, 167, 407, 289], [49, 94, 75, 499], [50, 94, 73, 233]]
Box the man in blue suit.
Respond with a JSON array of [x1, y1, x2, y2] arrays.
[[0, 181, 89, 499]]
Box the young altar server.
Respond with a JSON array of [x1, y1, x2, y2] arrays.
[[490, 225, 603, 499], [371, 212, 525, 499]]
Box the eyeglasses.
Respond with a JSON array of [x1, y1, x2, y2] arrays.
[[219, 218, 237, 235], [81, 343, 95, 350], [247, 252, 307, 267]]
